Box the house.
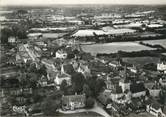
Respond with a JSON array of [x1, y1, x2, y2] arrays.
[[111, 86, 124, 103], [27, 33, 42, 40], [157, 62, 166, 74], [159, 78, 166, 87], [62, 93, 86, 110], [108, 61, 121, 69], [41, 59, 56, 71], [129, 98, 146, 113], [38, 75, 48, 87], [8, 36, 16, 44], [130, 82, 146, 98], [109, 102, 129, 116], [127, 66, 137, 74], [106, 76, 121, 90], [77, 63, 91, 78], [54, 73, 71, 86], [119, 79, 130, 93], [55, 50, 67, 59], [16, 52, 31, 63], [146, 101, 166, 117], [149, 82, 161, 97]]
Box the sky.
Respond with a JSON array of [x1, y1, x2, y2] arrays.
[[0, 0, 166, 6]]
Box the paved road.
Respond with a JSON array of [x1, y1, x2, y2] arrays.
[[59, 101, 111, 117]]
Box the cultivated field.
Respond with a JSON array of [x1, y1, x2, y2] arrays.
[[137, 39, 166, 48]]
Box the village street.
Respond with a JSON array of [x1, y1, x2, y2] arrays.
[[59, 101, 111, 117]]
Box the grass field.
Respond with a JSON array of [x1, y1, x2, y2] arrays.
[[81, 42, 155, 54]]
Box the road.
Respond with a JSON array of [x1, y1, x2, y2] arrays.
[[59, 101, 111, 117]]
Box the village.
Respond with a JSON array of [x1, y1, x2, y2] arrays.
[[0, 5, 166, 117]]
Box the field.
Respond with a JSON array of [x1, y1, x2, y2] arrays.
[[42, 33, 67, 39], [122, 57, 160, 67], [73, 29, 136, 37], [81, 42, 155, 54], [127, 112, 154, 117], [137, 39, 166, 48]]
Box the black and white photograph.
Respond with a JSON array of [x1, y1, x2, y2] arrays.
[[0, 0, 166, 117]]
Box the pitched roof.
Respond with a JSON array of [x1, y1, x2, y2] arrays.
[[151, 102, 163, 110], [62, 94, 86, 104], [57, 73, 70, 78], [112, 86, 123, 94], [130, 82, 146, 93]]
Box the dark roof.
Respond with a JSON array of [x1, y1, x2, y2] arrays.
[[130, 82, 146, 93], [62, 94, 86, 104], [112, 86, 123, 94]]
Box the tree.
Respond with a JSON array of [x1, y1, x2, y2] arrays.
[[95, 78, 106, 95], [85, 97, 95, 108], [159, 88, 166, 104], [60, 80, 68, 93], [67, 53, 75, 59], [71, 72, 85, 93], [27, 73, 39, 88], [1, 28, 13, 44], [83, 84, 92, 97], [42, 98, 60, 116], [87, 76, 97, 96], [11, 23, 28, 39], [42, 90, 62, 115], [38, 64, 47, 77], [28, 63, 37, 73]]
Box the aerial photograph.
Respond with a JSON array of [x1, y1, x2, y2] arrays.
[[0, 0, 166, 117]]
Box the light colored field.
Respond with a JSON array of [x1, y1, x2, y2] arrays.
[[81, 42, 155, 54], [42, 33, 67, 38], [73, 29, 136, 37], [137, 39, 166, 48]]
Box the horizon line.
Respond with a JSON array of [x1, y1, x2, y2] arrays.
[[1, 3, 166, 7]]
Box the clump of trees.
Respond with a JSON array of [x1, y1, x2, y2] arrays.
[[42, 90, 62, 115], [1, 26, 27, 45], [159, 88, 166, 105], [59, 72, 106, 109]]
